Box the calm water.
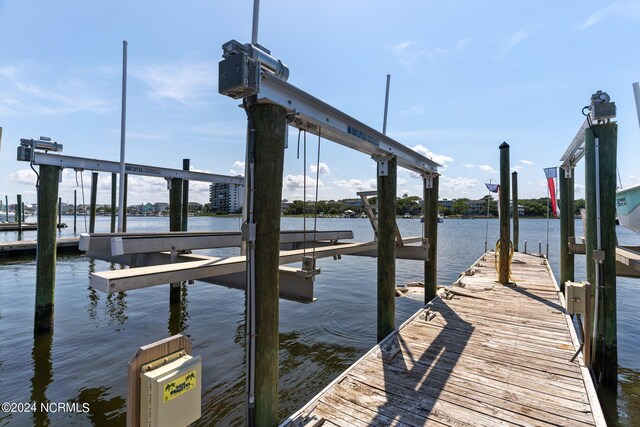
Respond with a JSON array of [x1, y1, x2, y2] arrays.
[[0, 216, 638, 426]]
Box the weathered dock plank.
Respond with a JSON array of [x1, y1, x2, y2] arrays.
[[281, 251, 605, 426]]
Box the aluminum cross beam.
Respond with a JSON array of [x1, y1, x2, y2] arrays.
[[21, 152, 244, 185], [560, 118, 589, 170], [255, 73, 440, 175]]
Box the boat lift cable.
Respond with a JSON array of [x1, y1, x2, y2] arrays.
[[303, 130, 307, 257], [30, 162, 40, 188], [312, 128, 322, 259]]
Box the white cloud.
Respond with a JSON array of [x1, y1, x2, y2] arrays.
[[580, 2, 640, 30], [479, 164, 498, 174], [500, 25, 538, 58], [463, 163, 475, 168], [398, 178, 408, 186], [513, 165, 524, 172], [440, 176, 481, 198], [390, 38, 472, 67], [310, 162, 330, 175], [133, 59, 217, 105], [230, 160, 246, 175], [333, 178, 377, 193], [411, 144, 453, 168], [520, 159, 534, 165], [283, 175, 323, 192]]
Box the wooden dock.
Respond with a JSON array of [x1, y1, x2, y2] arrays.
[[0, 237, 80, 258], [281, 251, 606, 427]]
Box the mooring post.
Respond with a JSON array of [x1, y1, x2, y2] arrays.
[[559, 167, 575, 290], [377, 156, 397, 342], [73, 190, 77, 234], [182, 159, 190, 231], [585, 123, 617, 384], [169, 177, 183, 304], [34, 165, 60, 333], [16, 194, 22, 234], [512, 171, 519, 252], [22, 202, 26, 223], [122, 174, 128, 232], [423, 174, 439, 303], [110, 173, 117, 233], [498, 142, 511, 284], [249, 103, 286, 426], [89, 172, 98, 234], [5, 195, 8, 221], [58, 197, 62, 232]]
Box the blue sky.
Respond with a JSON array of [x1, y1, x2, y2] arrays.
[[1, 1, 639, 206]]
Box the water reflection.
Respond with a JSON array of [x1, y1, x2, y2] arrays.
[[30, 332, 53, 427], [75, 386, 126, 426], [168, 285, 190, 336]]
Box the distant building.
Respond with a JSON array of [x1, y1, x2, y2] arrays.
[[438, 198, 454, 210], [281, 199, 291, 212], [210, 183, 244, 213], [154, 202, 169, 213], [342, 198, 363, 208]]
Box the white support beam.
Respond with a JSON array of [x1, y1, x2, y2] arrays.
[[256, 73, 440, 175], [25, 152, 244, 184], [560, 118, 589, 169]]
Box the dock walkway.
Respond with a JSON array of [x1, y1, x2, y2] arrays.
[[0, 237, 80, 258], [281, 251, 605, 426]]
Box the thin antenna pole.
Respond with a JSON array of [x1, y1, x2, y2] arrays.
[[251, 0, 260, 45], [117, 40, 128, 232], [633, 82, 640, 131], [382, 74, 391, 135], [546, 184, 550, 257]]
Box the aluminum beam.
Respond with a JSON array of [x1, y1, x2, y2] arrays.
[[26, 152, 244, 184], [256, 73, 440, 175], [560, 118, 589, 169]]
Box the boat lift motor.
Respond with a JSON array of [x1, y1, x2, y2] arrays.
[[17, 136, 63, 162]]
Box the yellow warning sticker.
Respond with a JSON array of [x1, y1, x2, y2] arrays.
[[163, 370, 197, 403]]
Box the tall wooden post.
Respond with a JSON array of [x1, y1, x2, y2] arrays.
[[249, 103, 286, 426], [110, 173, 117, 233], [559, 167, 575, 290], [122, 174, 128, 232], [16, 194, 22, 234], [585, 123, 617, 384], [512, 171, 519, 252], [34, 165, 60, 333], [73, 190, 77, 234], [182, 159, 190, 231], [498, 142, 511, 284], [169, 177, 183, 304], [424, 174, 439, 303], [89, 172, 98, 233], [5, 195, 8, 221], [377, 156, 397, 342]]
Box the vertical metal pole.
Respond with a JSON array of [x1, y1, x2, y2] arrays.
[[546, 185, 550, 258], [424, 175, 438, 303], [512, 171, 519, 252], [117, 40, 128, 232], [251, 0, 260, 45], [181, 159, 190, 231], [110, 173, 117, 233], [378, 156, 397, 342], [73, 190, 77, 234], [17, 195, 22, 234], [58, 198, 62, 231], [89, 172, 98, 234], [34, 165, 59, 333], [498, 142, 510, 284], [382, 74, 391, 135]]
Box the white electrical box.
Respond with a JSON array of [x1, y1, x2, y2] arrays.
[[565, 281, 589, 315], [140, 354, 202, 427]]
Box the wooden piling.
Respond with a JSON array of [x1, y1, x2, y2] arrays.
[[559, 167, 575, 290], [34, 165, 60, 333], [498, 142, 510, 284], [16, 195, 22, 234], [424, 175, 438, 303], [169, 177, 183, 304], [249, 103, 286, 426], [110, 173, 117, 233], [182, 159, 190, 232], [511, 171, 519, 252], [89, 172, 98, 233], [73, 190, 77, 234], [58, 197, 62, 231], [378, 156, 397, 342], [5, 195, 8, 221], [584, 123, 617, 384]]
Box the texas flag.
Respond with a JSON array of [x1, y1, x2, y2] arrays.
[[544, 167, 558, 217]]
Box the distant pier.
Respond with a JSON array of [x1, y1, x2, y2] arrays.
[[0, 237, 80, 258]]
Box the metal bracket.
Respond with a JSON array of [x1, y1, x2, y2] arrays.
[[592, 249, 605, 262], [423, 173, 434, 189], [241, 223, 257, 242], [562, 167, 572, 179], [373, 155, 392, 177]]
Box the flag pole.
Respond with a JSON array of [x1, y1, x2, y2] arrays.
[[546, 183, 550, 258], [484, 179, 492, 253]]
